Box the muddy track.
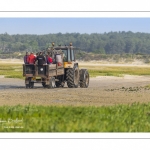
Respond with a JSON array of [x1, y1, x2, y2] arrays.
[[1, 75, 150, 106]]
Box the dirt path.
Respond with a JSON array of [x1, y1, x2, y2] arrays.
[[1, 75, 150, 106]]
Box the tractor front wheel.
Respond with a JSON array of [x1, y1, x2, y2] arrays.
[[79, 69, 89, 88]]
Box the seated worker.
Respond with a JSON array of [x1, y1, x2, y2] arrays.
[[55, 52, 62, 66], [24, 52, 29, 64], [36, 52, 39, 57], [27, 52, 36, 64], [35, 52, 46, 65], [46, 54, 53, 64]]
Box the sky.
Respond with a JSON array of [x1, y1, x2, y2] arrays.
[[1, 18, 150, 35]]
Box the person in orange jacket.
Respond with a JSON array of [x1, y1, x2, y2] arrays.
[[27, 52, 36, 64]]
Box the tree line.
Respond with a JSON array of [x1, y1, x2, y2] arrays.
[[1, 31, 150, 54]]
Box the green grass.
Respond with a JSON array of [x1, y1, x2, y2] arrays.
[[83, 66, 150, 77], [0, 63, 23, 79], [1, 63, 150, 79], [0, 103, 150, 132], [0, 64, 150, 79]]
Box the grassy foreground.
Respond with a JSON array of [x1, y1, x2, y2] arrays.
[[1, 63, 150, 78], [0, 103, 150, 132]]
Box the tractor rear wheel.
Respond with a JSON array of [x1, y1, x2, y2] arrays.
[[66, 65, 79, 88]]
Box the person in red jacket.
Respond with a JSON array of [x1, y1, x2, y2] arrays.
[[27, 52, 36, 64], [46, 54, 53, 64]]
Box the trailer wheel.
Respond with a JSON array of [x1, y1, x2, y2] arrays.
[[26, 84, 29, 88], [56, 81, 61, 87], [47, 77, 55, 89], [42, 82, 46, 88], [56, 81, 65, 88], [30, 82, 34, 88], [25, 77, 30, 88], [80, 69, 89, 88], [56, 75, 65, 88]]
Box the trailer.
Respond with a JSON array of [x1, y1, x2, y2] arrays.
[[23, 63, 64, 88]]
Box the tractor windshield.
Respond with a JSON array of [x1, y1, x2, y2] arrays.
[[61, 50, 68, 62]]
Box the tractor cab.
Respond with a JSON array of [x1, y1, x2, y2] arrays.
[[53, 43, 76, 62], [47, 43, 76, 69]]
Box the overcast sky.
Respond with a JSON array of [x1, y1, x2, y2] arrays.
[[1, 18, 150, 35]]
